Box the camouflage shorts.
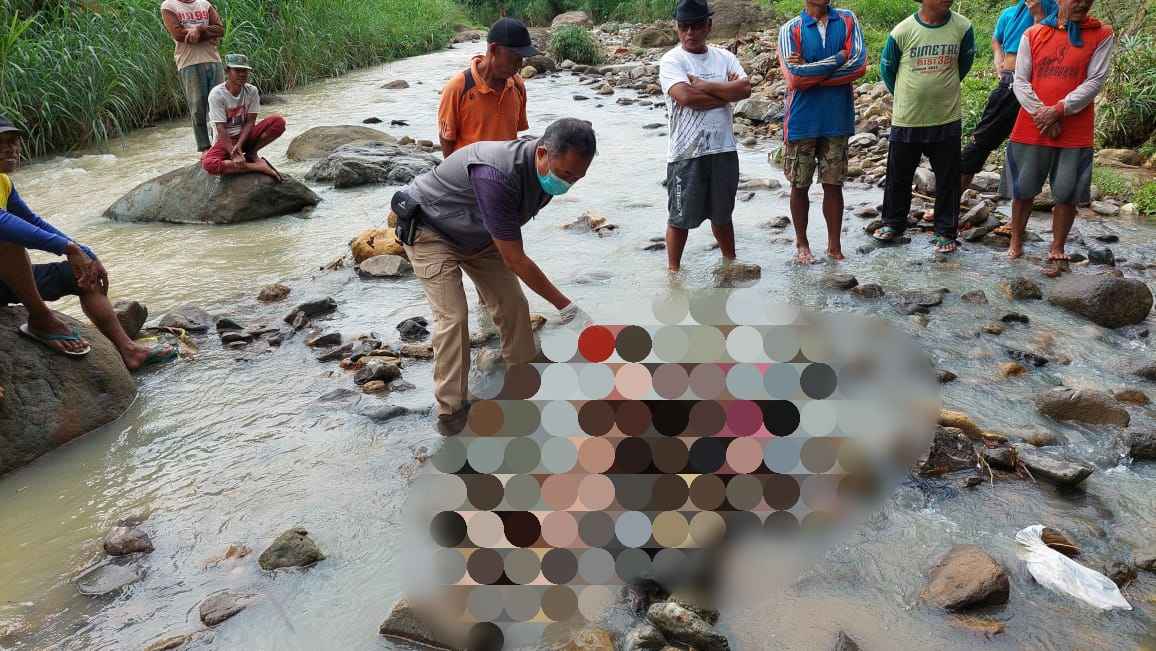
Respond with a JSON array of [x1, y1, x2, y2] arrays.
[[782, 136, 849, 188]]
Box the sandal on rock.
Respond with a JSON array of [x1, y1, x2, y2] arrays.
[[871, 225, 903, 243], [18, 323, 91, 357], [138, 344, 179, 369]]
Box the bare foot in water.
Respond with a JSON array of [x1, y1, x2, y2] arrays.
[[794, 245, 814, 265], [1007, 234, 1024, 259], [827, 246, 845, 261], [1047, 246, 1070, 262]]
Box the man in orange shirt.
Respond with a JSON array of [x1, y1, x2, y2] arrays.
[[437, 17, 536, 157]]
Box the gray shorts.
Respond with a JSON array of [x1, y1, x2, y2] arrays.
[[666, 151, 740, 229], [1001, 142, 1093, 205]]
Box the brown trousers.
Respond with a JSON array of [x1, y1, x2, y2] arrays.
[[402, 227, 535, 416]]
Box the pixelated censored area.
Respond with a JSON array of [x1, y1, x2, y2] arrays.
[[401, 292, 939, 648]]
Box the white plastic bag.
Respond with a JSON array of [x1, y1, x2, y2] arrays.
[[1015, 524, 1132, 611]]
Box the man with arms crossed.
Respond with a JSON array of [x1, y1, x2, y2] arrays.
[[161, 0, 225, 152]]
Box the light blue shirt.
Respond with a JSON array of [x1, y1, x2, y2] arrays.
[[993, 0, 1058, 53]]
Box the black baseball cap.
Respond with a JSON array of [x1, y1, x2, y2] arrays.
[[674, 0, 713, 22], [0, 115, 21, 136], [488, 17, 539, 57]]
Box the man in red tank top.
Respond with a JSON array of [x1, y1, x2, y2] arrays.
[[1001, 0, 1115, 261]]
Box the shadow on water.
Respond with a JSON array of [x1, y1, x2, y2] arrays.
[[2, 41, 1155, 650]]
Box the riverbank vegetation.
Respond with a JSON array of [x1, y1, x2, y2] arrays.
[[0, 0, 459, 157]]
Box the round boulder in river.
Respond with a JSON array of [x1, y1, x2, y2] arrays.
[[0, 307, 136, 476], [286, 125, 396, 160], [258, 527, 325, 570], [1047, 273, 1153, 328], [102, 164, 320, 225]]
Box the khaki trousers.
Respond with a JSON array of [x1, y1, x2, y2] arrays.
[[403, 227, 536, 416]]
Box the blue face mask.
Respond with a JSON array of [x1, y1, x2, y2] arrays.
[[537, 168, 572, 196]]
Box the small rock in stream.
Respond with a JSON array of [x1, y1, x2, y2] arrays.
[[917, 426, 975, 475], [306, 332, 342, 348], [646, 601, 729, 651], [216, 317, 244, 332], [103, 525, 154, 556], [1135, 548, 1156, 572], [1103, 560, 1137, 588], [822, 273, 858, 290], [1000, 312, 1030, 324], [1001, 276, 1042, 301], [159, 304, 213, 333], [317, 342, 354, 362], [936, 369, 958, 383], [833, 631, 862, 651], [851, 283, 884, 299], [1016, 447, 1095, 486], [258, 527, 325, 570], [284, 297, 337, 325], [1113, 389, 1150, 406], [1087, 246, 1115, 266], [960, 290, 988, 304], [359, 403, 414, 423], [354, 360, 402, 385], [397, 316, 430, 342], [1126, 431, 1156, 460], [624, 622, 668, 649], [1006, 348, 1048, 367], [199, 590, 253, 626], [921, 545, 1010, 611], [74, 562, 142, 595], [114, 300, 148, 340], [1034, 387, 1129, 427]]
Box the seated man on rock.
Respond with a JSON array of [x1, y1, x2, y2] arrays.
[[0, 116, 176, 368], [201, 53, 285, 181]]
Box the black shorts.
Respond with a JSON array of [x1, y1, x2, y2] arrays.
[[666, 151, 740, 230], [0, 261, 81, 305]]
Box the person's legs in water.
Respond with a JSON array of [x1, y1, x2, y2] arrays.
[[927, 135, 962, 253], [0, 243, 88, 354], [821, 183, 844, 259], [1049, 203, 1076, 261], [876, 140, 920, 241], [1008, 198, 1033, 259], [784, 139, 816, 263], [666, 225, 690, 272], [711, 221, 736, 262], [710, 152, 739, 263]]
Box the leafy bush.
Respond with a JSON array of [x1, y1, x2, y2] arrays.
[[549, 24, 602, 64], [1095, 34, 1156, 148], [1133, 182, 1156, 215], [1092, 167, 1133, 199], [961, 72, 997, 136]]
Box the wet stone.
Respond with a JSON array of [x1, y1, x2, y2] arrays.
[[397, 317, 430, 342], [306, 332, 342, 348], [103, 525, 154, 556], [1006, 348, 1048, 367], [199, 590, 251, 626], [961, 290, 988, 304], [258, 527, 325, 571], [922, 545, 1010, 611], [851, 283, 885, 299], [317, 342, 354, 362], [75, 562, 142, 595], [1000, 312, 1030, 324], [646, 601, 729, 651], [822, 273, 859, 290], [1001, 277, 1043, 301], [1017, 447, 1095, 486]]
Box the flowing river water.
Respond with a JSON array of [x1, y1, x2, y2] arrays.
[[2, 41, 1155, 650]]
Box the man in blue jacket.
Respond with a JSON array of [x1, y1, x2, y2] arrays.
[[960, 0, 1057, 191], [777, 0, 867, 263], [0, 117, 175, 367]]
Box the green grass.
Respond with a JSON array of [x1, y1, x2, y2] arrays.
[[549, 24, 603, 64], [1134, 181, 1156, 215], [1092, 166, 1134, 199], [459, 0, 673, 25], [0, 0, 460, 157]]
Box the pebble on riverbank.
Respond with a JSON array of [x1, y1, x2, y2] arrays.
[[922, 545, 1010, 611]]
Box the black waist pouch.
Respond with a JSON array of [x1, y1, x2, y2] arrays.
[[391, 189, 421, 246]]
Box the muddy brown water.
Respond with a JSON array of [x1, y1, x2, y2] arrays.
[[2, 42, 1155, 650]]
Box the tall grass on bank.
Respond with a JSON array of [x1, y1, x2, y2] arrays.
[[0, 0, 459, 157], [459, 0, 673, 26]]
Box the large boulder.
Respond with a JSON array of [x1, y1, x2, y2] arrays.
[[305, 143, 440, 189], [103, 164, 319, 225], [0, 307, 136, 476], [709, 0, 772, 38], [1034, 387, 1130, 427], [632, 26, 679, 48], [525, 54, 557, 73], [551, 11, 592, 29], [1047, 274, 1153, 328], [733, 98, 783, 123], [286, 125, 396, 161]]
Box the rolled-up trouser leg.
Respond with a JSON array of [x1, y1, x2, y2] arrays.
[[464, 245, 536, 366]]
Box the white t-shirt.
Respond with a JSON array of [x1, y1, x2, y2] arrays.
[[208, 83, 260, 138], [160, 0, 221, 70], [659, 45, 747, 163]]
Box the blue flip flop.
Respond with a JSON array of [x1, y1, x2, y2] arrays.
[[138, 344, 179, 369], [18, 323, 92, 357]]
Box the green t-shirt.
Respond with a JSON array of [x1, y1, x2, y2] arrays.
[[881, 12, 975, 128]]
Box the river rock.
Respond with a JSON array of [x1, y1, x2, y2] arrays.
[[305, 143, 439, 188], [0, 307, 136, 476], [521, 65, 537, 79], [74, 562, 141, 595], [257, 283, 290, 303], [1017, 447, 1094, 486], [822, 273, 858, 290], [1113, 388, 1150, 405], [733, 98, 782, 123], [713, 261, 761, 287], [848, 132, 878, 148], [1136, 548, 1156, 572], [317, 342, 354, 362], [306, 332, 342, 348], [525, 54, 556, 72], [624, 621, 667, 650], [833, 631, 861, 651], [633, 26, 678, 48], [851, 283, 884, 299], [1104, 560, 1137, 587], [1034, 387, 1130, 427], [258, 527, 325, 570], [1127, 431, 1156, 460], [351, 227, 405, 263], [892, 288, 945, 315], [709, 0, 773, 37], [914, 167, 936, 195], [355, 360, 402, 385], [103, 164, 319, 224], [1001, 276, 1042, 300], [1047, 274, 1153, 328], [1087, 246, 1115, 266], [397, 316, 430, 341], [937, 369, 958, 383], [143, 632, 204, 651], [555, 627, 616, 650], [114, 300, 147, 340], [551, 10, 592, 28], [917, 426, 975, 475], [1097, 148, 1144, 166], [922, 545, 1009, 611], [158, 304, 212, 332], [646, 601, 729, 651], [960, 290, 988, 304], [379, 598, 459, 649], [359, 403, 413, 423], [286, 125, 396, 160], [103, 525, 153, 556], [400, 342, 435, 359], [970, 171, 1001, 192], [284, 297, 337, 325], [199, 590, 252, 626], [357, 254, 412, 278], [381, 79, 409, 89]]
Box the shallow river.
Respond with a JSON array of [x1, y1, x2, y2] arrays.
[[2, 42, 1155, 650]]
